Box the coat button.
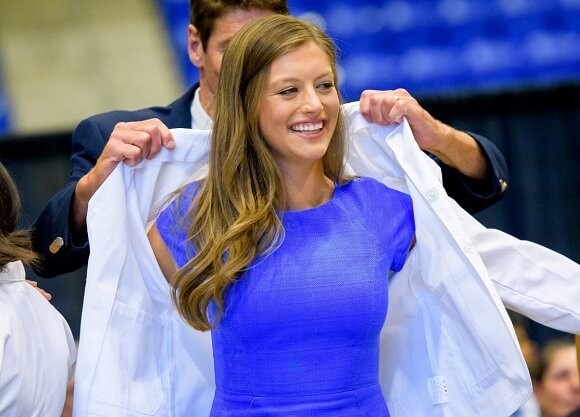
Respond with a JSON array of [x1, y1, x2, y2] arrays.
[[426, 188, 439, 202], [49, 237, 64, 254], [463, 241, 475, 253]]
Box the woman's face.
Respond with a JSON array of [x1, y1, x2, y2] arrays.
[[258, 41, 339, 173], [535, 345, 580, 417]]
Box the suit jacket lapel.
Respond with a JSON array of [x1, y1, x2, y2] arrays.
[[164, 84, 198, 129]]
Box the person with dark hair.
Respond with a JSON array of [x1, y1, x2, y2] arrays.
[[0, 166, 39, 270], [0, 162, 76, 416], [533, 339, 580, 417], [31, 0, 508, 278]]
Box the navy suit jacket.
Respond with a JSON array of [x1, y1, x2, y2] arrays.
[[32, 85, 508, 277]]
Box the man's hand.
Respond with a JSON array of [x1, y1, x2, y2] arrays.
[[359, 89, 488, 180], [359, 88, 448, 151], [72, 118, 175, 236], [94, 118, 175, 179], [26, 280, 52, 301]]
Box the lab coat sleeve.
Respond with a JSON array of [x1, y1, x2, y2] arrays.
[[452, 197, 580, 334], [342, 101, 580, 335]]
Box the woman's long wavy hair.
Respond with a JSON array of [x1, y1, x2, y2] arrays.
[[172, 15, 347, 330], [0, 162, 38, 270]]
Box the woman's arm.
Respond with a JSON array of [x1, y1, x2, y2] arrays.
[[148, 223, 178, 282]]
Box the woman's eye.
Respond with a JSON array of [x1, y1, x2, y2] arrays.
[[278, 88, 297, 96], [318, 82, 334, 90]]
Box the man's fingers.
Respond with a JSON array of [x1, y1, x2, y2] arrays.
[[157, 122, 175, 151], [360, 90, 413, 125], [389, 99, 407, 124], [114, 119, 174, 159], [128, 131, 153, 159], [120, 144, 145, 166], [373, 94, 400, 124], [144, 121, 175, 159], [140, 122, 163, 159], [25, 280, 52, 301], [369, 95, 387, 124], [38, 288, 53, 301], [359, 89, 385, 121], [106, 130, 145, 164]]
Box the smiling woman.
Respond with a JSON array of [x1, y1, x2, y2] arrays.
[[258, 41, 340, 209], [148, 14, 414, 417], [141, 11, 580, 417]]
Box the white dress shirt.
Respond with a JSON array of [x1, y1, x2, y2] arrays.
[[0, 261, 76, 417], [190, 87, 213, 130]]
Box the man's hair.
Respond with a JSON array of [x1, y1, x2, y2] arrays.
[[172, 14, 347, 331], [0, 162, 38, 269], [190, 0, 289, 48]]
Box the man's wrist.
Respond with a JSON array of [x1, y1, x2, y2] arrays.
[[426, 123, 459, 160], [429, 127, 489, 180], [74, 172, 96, 206], [70, 173, 95, 239]]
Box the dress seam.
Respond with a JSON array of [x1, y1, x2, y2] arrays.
[[214, 382, 380, 398]]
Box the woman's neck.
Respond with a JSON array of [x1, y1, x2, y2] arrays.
[[281, 166, 334, 211]]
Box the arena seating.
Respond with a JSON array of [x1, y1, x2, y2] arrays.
[[155, 0, 580, 101]]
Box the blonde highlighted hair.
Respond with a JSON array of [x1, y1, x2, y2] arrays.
[[172, 14, 347, 330]]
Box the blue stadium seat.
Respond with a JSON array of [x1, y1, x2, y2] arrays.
[[155, 0, 580, 100]]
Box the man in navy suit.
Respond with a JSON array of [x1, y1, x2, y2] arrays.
[[31, 0, 508, 278]]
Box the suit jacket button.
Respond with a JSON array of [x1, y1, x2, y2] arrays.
[[49, 237, 64, 254], [499, 179, 508, 193]]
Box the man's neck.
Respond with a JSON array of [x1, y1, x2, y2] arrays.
[[198, 86, 215, 119]]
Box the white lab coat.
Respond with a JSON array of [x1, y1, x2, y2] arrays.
[[0, 260, 76, 417], [74, 104, 580, 417]]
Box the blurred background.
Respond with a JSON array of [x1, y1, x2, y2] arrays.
[[0, 0, 579, 347]]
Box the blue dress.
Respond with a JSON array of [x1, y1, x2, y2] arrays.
[[157, 177, 415, 417]]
